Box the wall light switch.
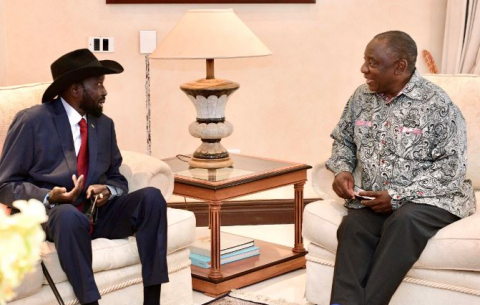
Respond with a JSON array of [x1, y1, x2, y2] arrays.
[[88, 37, 114, 53], [140, 31, 157, 54]]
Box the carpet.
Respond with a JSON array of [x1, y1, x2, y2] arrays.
[[203, 290, 300, 305]]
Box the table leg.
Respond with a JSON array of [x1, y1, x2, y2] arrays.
[[293, 181, 306, 253], [208, 204, 211, 229], [208, 200, 223, 279]]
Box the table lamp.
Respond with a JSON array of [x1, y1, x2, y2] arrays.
[[150, 9, 272, 169]]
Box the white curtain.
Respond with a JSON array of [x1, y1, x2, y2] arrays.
[[442, 0, 480, 74]]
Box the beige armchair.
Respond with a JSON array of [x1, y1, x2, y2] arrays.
[[1, 82, 196, 305], [303, 74, 480, 304]]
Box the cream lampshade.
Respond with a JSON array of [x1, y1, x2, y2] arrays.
[[150, 9, 272, 169]]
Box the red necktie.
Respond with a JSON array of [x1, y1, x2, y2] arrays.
[[77, 118, 89, 213]]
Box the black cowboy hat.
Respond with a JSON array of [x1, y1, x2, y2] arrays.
[[42, 48, 124, 103]]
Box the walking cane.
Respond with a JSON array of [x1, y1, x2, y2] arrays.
[[41, 261, 65, 305]]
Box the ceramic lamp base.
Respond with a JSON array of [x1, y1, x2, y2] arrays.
[[181, 78, 239, 169], [188, 156, 233, 169]]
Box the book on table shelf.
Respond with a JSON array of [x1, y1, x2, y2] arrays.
[[189, 227, 255, 257], [190, 245, 260, 269]]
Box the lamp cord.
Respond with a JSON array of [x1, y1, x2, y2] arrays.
[[176, 154, 192, 162], [145, 55, 152, 156]]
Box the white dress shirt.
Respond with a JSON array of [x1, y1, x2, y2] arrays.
[[61, 98, 86, 156], [60, 98, 121, 200]]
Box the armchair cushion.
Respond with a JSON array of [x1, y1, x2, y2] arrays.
[[0, 83, 50, 157], [120, 150, 174, 199], [303, 198, 345, 253], [423, 74, 480, 189], [41, 207, 195, 284]]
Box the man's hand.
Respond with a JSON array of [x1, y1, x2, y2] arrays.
[[49, 174, 84, 203], [332, 172, 355, 200], [0, 203, 8, 215], [359, 190, 392, 213], [86, 185, 111, 207]]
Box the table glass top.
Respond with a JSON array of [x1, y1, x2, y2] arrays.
[[164, 154, 310, 185]]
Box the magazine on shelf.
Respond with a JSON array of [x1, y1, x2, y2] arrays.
[[189, 227, 255, 257], [190, 245, 260, 269]]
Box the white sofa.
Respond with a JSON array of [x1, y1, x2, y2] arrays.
[[0, 83, 197, 305], [303, 74, 480, 304]]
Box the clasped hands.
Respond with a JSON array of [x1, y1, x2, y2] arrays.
[[332, 172, 392, 213], [48, 174, 111, 207]]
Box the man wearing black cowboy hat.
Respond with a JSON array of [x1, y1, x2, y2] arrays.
[[0, 49, 168, 305]]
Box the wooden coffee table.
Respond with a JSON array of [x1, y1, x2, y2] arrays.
[[164, 154, 312, 296]]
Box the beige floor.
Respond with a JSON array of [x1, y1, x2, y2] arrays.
[[192, 224, 314, 305]]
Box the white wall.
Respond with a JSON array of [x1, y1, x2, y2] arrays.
[[1, 0, 447, 198]]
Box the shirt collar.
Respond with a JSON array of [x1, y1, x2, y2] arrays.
[[61, 97, 87, 126], [400, 69, 425, 101], [366, 69, 424, 102]]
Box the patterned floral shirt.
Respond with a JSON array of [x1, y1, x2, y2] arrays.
[[326, 70, 476, 218]]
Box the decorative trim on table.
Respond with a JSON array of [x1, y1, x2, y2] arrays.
[[168, 198, 320, 226]]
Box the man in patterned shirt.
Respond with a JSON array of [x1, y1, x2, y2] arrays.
[[326, 31, 476, 305]]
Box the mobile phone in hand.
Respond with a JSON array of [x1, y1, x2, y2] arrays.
[[354, 186, 374, 200]]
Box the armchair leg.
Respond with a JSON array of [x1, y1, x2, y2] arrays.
[[41, 261, 65, 305]]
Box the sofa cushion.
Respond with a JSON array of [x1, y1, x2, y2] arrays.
[[306, 242, 336, 263], [165, 208, 196, 254], [303, 199, 345, 253], [415, 208, 480, 271], [304, 199, 480, 272], [120, 151, 174, 201], [406, 268, 480, 294], [41, 207, 195, 284], [0, 82, 50, 156], [424, 74, 480, 189], [13, 249, 192, 305], [9, 262, 44, 301]]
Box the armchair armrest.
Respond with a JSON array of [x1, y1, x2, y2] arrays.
[[311, 161, 342, 203], [119, 150, 174, 201]]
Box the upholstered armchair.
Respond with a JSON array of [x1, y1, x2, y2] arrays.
[[1, 83, 196, 305], [303, 74, 480, 304]]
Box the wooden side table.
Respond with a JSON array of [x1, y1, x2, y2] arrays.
[[164, 154, 312, 296]]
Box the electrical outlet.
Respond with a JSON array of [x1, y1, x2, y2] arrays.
[[88, 37, 114, 53]]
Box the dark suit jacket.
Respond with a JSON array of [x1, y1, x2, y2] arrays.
[[0, 98, 128, 207]]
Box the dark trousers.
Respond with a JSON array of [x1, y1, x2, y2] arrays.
[[330, 203, 459, 305], [42, 187, 169, 304]]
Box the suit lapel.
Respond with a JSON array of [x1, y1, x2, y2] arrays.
[[86, 115, 98, 188], [49, 98, 77, 176]]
